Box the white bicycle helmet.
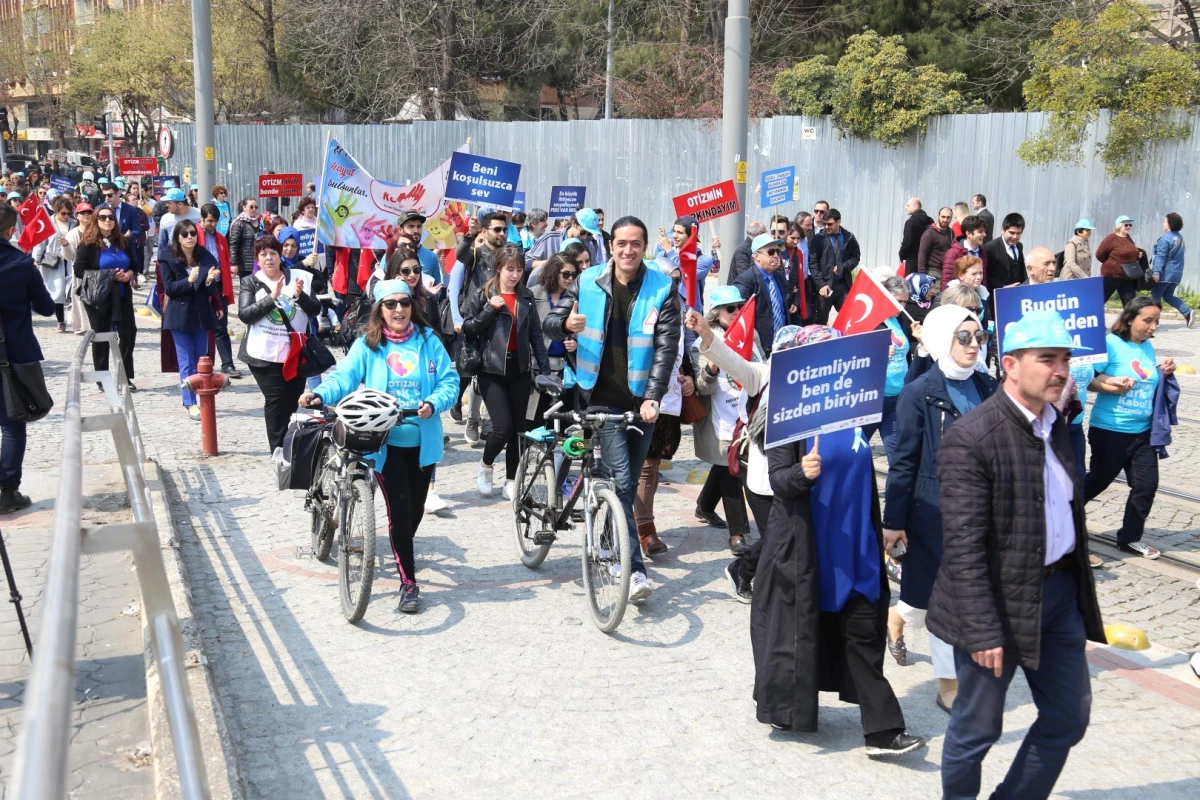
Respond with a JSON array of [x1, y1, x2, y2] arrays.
[[335, 388, 400, 433]]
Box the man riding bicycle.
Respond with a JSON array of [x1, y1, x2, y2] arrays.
[[543, 216, 681, 602]]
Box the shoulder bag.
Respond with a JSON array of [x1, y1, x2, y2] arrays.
[[0, 307, 54, 423], [275, 289, 336, 379], [78, 255, 115, 310]]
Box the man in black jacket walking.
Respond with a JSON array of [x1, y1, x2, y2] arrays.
[[808, 209, 860, 324], [898, 198, 932, 276], [928, 308, 1105, 800]]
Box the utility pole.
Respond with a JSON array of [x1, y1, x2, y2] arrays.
[[105, 112, 116, 180], [717, 0, 750, 285], [604, 0, 615, 119], [191, 0, 217, 202]]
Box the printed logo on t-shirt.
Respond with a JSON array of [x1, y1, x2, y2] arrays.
[[387, 352, 417, 377], [1130, 359, 1150, 380], [428, 359, 436, 374]]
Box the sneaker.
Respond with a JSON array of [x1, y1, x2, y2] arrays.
[[398, 583, 420, 613], [502, 481, 514, 501], [0, 490, 32, 514], [221, 366, 243, 379], [1119, 542, 1161, 560], [464, 419, 480, 445], [424, 492, 449, 514], [57, 322, 66, 333], [187, 406, 201, 421], [725, 561, 752, 604], [477, 462, 494, 497], [1088, 553, 1103, 569], [629, 571, 653, 603], [864, 731, 927, 758], [450, 403, 463, 423], [1186, 309, 1196, 329]]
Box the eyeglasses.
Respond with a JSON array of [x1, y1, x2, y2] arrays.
[[246, 204, 258, 210], [97, 214, 116, 221], [718, 304, 744, 313], [559, 270, 577, 280], [397, 267, 419, 277], [381, 297, 412, 310], [814, 208, 827, 215], [771, 229, 787, 237], [178, 230, 197, 238], [78, 211, 93, 216], [762, 248, 780, 257], [489, 226, 506, 234], [103, 191, 115, 197], [954, 330, 988, 346]]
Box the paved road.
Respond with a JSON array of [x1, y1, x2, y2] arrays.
[[13, 304, 1200, 798]]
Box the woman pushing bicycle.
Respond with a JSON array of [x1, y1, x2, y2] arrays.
[[300, 278, 459, 614]]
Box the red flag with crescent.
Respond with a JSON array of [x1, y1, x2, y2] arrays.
[[679, 225, 699, 308], [15, 192, 41, 228], [17, 198, 55, 253], [832, 269, 903, 336], [724, 295, 757, 363]]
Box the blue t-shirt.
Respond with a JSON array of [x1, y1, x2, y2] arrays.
[[98, 246, 130, 272], [1090, 334, 1159, 434], [380, 337, 426, 448], [1069, 361, 1096, 428], [945, 376, 983, 416], [883, 317, 909, 397]]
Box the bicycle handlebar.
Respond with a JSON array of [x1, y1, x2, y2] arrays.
[[546, 409, 640, 430]]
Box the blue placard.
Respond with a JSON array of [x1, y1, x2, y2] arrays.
[[153, 175, 181, 195], [548, 185, 586, 218], [764, 329, 890, 449], [444, 152, 522, 209], [993, 277, 1106, 365], [760, 166, 796, 208], [513, 191, 526, 212], [50, 175, 75, 193], [296, 229, 317, 258]]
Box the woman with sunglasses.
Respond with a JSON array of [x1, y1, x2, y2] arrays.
[[73, 204, 141, 387], [32, 196, 77, 333], [882, 305, 996, 712], [161, 220, 223, 420], [1095, 216, 1143, 306], [529, 254, 579, 425], [238, 235, 323, 451], [461, 245, 551, 498], [301, 279, 460, 614], [228, 197, 263, 278], [690, 285, 760, 554]]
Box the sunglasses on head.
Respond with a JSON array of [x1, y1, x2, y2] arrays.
[[381, 297, 413, 310], [559, 270, 577, 280], [97, 214, 116, 221], [954, 330, 987, 346]]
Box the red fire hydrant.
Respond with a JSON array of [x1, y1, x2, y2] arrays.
[[184, 357, 228, 455]]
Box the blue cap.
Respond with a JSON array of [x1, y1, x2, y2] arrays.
[[1073, 218, 1095, 231], [190, 184, 198, 191], [114, 177, 126, 188], [709, 285, 744, 308], [98, 176, 110, 185], [1115, 215, 1135, 226], [162, 180, 176, 189], [751, 233, 783, 253], [559, 237, 583, 253], [164, 188, 186, 202], [1001, 309, 1088, 354], [6, 191, 22, 201], [574, 208, 601, 237], [372, 278, 412, 303]]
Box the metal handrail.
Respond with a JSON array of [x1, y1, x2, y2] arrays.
[[11, 332, 211, 799]]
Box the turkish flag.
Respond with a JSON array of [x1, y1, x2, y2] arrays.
[[679, 225, 699, 308], [832, 269, 903, 336], [17, 204, 55, 253], [724, 295, 757, 362], [895, 263, 906, 278], [15, 193, 41, 228]]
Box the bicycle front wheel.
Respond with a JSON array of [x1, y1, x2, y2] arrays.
[[310, 445, 336, 561], [338, 476, 377, 624], [513, 444, 556, 568], [581, 487, 632, 633]]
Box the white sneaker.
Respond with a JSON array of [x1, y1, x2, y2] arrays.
[[424, 492, 449, 514], [187, 405, 201, 421], [477, 462, 494, 497], [629, 572, 653, 603], [502, 481, 514, 501]]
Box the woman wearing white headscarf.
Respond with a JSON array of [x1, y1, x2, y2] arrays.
[[882, 304, 998, 713]]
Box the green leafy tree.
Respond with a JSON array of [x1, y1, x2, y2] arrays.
[[1018, 0, 1200, 178], [774, 30, 968, 146]]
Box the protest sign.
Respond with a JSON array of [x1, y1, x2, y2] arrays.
[[760, 166, 795, 208], [316, 137, 468, 249], [49, 175, 74, 193], [153, 175, 181, 195], [259, 173, 303, 197], [548, 185, 586, 218], [764, 329, 890, 449], [295, 229, 317, 258], [672, 180, 740, 224], [513, 191, 526, 212], [444, 152, 522, 209], [118, 157, 158, 178], [993, 276, 1105, 365]]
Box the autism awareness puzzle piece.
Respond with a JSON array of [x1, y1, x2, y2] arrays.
[[387, 352, 417, 377], [1131, 360, 1151, 380]]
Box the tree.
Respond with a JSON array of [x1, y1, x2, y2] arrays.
[[773, 30, 969, 146], [1017, 0, 1200, 178]]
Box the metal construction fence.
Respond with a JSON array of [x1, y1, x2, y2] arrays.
[[167, 111, 1200, 291]]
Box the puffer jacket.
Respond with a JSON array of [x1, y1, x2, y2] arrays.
[[227, 215, 262, 277], [926, 390, 1105, 670], [461, 284, 550, 377]]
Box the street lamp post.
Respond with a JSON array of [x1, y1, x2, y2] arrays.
[[717, 0, 750, 284], [191, 0, 217, 202]]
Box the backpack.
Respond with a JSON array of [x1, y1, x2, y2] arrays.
[[335, 292, 372, 353], [1054, 250, 1065, 278]]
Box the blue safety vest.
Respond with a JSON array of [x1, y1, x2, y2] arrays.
[[574, 265, 673, 397]]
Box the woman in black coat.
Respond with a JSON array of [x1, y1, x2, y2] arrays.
[[882, 304, 996, 712], [461, 244, 549, 500], [161, 219, 222, 420], [74, 208, 141, 387]]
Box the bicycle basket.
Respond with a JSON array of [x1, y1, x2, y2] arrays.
[[333, 418, 390, 453], [277, 416, 325, 491]]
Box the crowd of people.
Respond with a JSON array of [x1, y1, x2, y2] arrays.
[[1, 158, 1192, 796]]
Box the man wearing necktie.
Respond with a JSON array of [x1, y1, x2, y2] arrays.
[[733, 232, 795, 354], [983, 213, 1028, 297]]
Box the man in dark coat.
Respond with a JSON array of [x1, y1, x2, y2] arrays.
[[928, 308, 1105, 800], [0, 206, 56, 512], [982, 212, 1028, 297], [733, 233, 795, 354], [972, 193, 995, 242], [898, 198, 932, 276], [808, 209, 861, 324], [918, 206, 954, 288]]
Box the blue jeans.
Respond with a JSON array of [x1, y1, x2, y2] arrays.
[[172, 328, 211, 407], [0, 374, 26, 492], [594, 408, 654, 577], [941, 569, 1091, 800], [1151, 280, 1192, 317], [862, 394, 900, 465]]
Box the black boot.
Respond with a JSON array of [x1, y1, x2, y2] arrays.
[[0, 490, 32, 513]]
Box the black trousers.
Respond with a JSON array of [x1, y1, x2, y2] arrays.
[[83, 290, 138, 380], [54, 304, 64, 324], [814, 282, 847, 325], [824, 592, 907, 737], [1102, 277, 1139, 308], [1084, 426, 1157, 544], [735, 487, 773, 584], [376, 445, 433, 583], [0, 373, 26, 492], [478, 355, 532, 480], [213, 307, 235, 371], [248, 362, 307, 452], [697, 464, 751, 535]]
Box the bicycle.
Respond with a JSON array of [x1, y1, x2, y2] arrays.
[[304, 400, 420, 623], [512, 379, 640, 633]]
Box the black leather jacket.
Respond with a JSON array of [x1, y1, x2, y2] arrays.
[[461, 285, 550, 377], [227, 217, 261, 276], [236, 269, 322, 368]]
